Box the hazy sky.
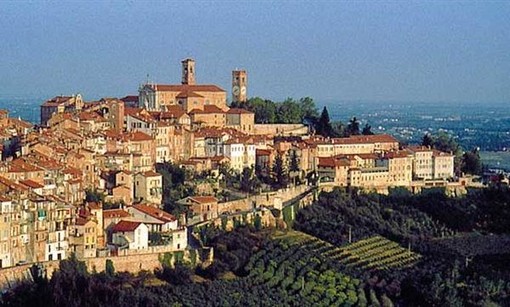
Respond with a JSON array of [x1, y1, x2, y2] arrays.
[[0, 1, 508, 103]]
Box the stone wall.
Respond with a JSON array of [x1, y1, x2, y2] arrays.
[[253, 124, 309, 136], [0, 248, 213, 290], [215, 185, 310, 215]]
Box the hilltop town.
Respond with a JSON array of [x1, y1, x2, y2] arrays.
[[0, 58, 462, 270]]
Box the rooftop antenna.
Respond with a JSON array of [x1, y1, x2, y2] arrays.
[[146, 74, 150, 84]]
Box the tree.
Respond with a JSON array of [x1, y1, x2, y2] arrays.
[[362, 123, 374, 135], [461, 149, 482, 175], [254, 214, 262, 230], [85, 189, 105, 203], [276, 98, 303, 124], [299, 97, 318, 122], [316, 106, 334, 137], [272, 153, 289, 189], [422, 133, 434, 148], [331, 121, 345, 137], [240, 167, 260, 193], [346, 117, 360, 136], [105, 259, 115, 277], [246, 97, 277, 124], [289, 150, 300, 173]]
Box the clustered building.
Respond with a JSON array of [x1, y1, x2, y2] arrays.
[[0, 59, 455, 268]]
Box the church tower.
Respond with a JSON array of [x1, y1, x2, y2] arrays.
[[181, 58, 196, 85], [232, 70, 247, 103]]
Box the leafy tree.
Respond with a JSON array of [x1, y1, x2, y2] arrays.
[[85, 189, 105, 203], [245, 97, 277, 124], [240, 167, 260, 194], [156, 264, 193, 286], [156, 162, 194, 216], [331, 121, 345, 137], [432, 132, 461, 154], [422, 133, 434, 148], [362, 123, 374, 135], [461, 149, 482, 175], [276, 98, 303, 124], [50, 254, 90, 307], [299, 97, 318, 121]]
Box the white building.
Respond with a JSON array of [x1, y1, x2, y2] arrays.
[[127, 204, 178, 232], [223, 138, 256, 172], [111, 221, 149, 250]]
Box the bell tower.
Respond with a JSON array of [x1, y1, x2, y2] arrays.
[[232, 70, 247, 103], [181, 58, 196, 85]]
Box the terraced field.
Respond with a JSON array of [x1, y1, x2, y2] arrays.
[[325, 236, 422, 271], [242, 231, 395, 306]]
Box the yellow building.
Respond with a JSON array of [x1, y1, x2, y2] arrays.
[[138, 59, 227, 113]]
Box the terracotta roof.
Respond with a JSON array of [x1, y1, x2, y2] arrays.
[[210, 155, 229, 162], [317, 157, 350, 168], [8, 118, 33, 129], [188, 196, 218, 204], [189, 105, 225, 115], [149, 106, 187, 120], [103, 209, 131, 219], [75, 217, 89, 226], [124, 107, 144, 116], [19, 179, 44, 189], [127, 131, 153, 142], [148, 84, 225, 93], [139, 171, 161, 177], [384, 150, 413, 159], [112, 220, 143, 232], [432, 150, 454, 157], [226, 108, 253, 114], [407, 145, 433, 152], [176, 90, 204, 98], [41, 96, 73, 107], [87, 202, 102, 210], [132, 204, 176, 223], [0, 195, 11, 202], [256, 149, 272, 156]]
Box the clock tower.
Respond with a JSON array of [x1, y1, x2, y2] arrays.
[[232, 69, 247, 103], [182, 58, 196, 85]]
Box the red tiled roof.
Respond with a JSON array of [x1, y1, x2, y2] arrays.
[[149, 84, 225, 93], [112, 220, 143, 232], [75, 217, 89, 226], [226, 108, 253, 114], [19, 179, 44, 189], [317, 157, 350, 168], [189, 105, 225, 114], [127, 131, 153, 142], [188, 196, 218, 204], [87, 202, 102, 210], [139, 171, 160, 177], [41, 96, 73, 107], [103, 209, 131, 219], [256, 149, 272, 156], [132, 204, 176, 223], [176, 90, 204, 98]]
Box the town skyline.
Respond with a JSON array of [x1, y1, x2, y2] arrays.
[[1, 1, 509, 104]]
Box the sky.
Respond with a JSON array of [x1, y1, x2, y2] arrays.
[[0, 1, 509, 104]]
